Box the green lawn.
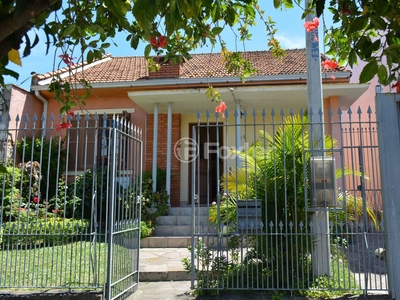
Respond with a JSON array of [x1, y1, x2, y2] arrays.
[[0, 241, 131, 289]]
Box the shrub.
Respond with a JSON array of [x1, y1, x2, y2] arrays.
[[140, 168, 170, 223], [140, 221, 154, 239], [47, 176, 82, 218], [1, 217, 88, 248], [16, 137, 66, 201]]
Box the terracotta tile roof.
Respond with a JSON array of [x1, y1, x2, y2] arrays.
[[36, 49, 349, 84]]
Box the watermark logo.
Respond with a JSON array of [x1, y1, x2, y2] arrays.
[[174, 137, 199, 163], [174, 138, 251, 163]]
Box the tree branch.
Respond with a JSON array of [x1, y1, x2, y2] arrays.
[[0, 0, 60, 60]]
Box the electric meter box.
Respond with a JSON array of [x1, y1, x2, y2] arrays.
[[308, 156, 336, 207]]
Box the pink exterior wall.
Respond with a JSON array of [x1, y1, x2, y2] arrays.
[[8, 85, 44, 142]]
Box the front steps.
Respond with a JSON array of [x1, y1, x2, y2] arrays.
[[140, 206, 211, 248], [139, 206, 208, 281]]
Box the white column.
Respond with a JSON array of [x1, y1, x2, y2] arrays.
[[166, 102, 172, 205], [235, 100, 241, 169], [152, 103, 159, 192], [305, 2, 330, 276]]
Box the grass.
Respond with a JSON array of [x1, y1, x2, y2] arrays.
[[298, 254, 361, 299], [0, 241, 132, 290]]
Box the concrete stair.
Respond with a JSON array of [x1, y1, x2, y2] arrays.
[[140, 206, 212, 248], [139, 206, 216, 281]]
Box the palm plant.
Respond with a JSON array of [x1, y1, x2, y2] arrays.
[[221, 114, 377, 287]]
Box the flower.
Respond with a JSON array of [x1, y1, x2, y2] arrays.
[[303, 17, 320, 32], [392, 81, 400, 94], [322, 59, 338, 70], [33, 197, 39, 203], [158, 36, 168, 48], [56, 122, 72, 131], [67, 110, 75, 117], [211, 201, 216, 206], [215, 101, 227, 118], [149, 36, 168, 49], [59, 53, 75, 66]]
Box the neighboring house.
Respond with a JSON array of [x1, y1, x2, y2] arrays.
[[26, 49, 368, 207]]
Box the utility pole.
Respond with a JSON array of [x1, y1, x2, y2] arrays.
[[305, 1, 331, 276]]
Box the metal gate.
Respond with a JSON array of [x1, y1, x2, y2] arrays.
[[0, 113, 142, 300], [104, 116, 143, 299], [190, 107, 387, 295]]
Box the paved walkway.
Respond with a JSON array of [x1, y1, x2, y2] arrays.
[[127, 247, 392, 300]]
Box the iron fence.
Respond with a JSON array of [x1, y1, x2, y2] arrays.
[[0, 113, 142, 300], [190, 107, 387, 295]]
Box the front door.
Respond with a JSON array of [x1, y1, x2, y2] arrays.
[[189, 124, 223, 204]]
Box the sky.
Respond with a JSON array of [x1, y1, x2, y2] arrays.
[[5, 2, 333, 91]]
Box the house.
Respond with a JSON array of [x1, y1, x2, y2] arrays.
[[27, 49, 369, 208]]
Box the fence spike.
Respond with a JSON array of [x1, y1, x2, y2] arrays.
[[367, 106, 372, 114], [252, 108, 257, 117], [271, 108, 275, 117], [24, 113, 29, 122], [357, 106, 362, 115], [262, 108, 266, 117], [233, 108, 239, 117], [299, 108, 304, 118], [318, 107, 323, 118], [328, 107, 333, 117], [205, 110, 210, 119], [242, 108, 248, 117], [221, 108, 228, 120], [50, 113, 55, 121], [347, 107, 352, 115], [280, 108, 285, 118], [33, 113, 37, 122], [290, 108, 294, 116]]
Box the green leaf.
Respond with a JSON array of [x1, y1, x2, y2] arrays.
[[349, 16, 368, 34], [144, 44, 152, 58], [348, 49, 357, 67], [63, 25, 76, 37], [132, 0, 157, 34], [359, 60, 378, 83], [370, 16, 387, 31], [313, 0, 325, 17], [87, 50, 94, 64], [273, 0, 281, 9], [377, 65, 388, 85], [0, 165, 7, 174], [225, 6, 237, 26], [130, 36, 139, 50], [212, 27, 223, 35]]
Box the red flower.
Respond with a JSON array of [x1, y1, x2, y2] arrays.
[[149, 37, 158, 48], [322, 59, 338, 70], [67, 110, 75, 117], [59, 54, 75, 66], [392, 81, 400, 94], [303, 17, 320, 32], [33, 197, 39, 203], [56, 122, 72, 131], [158, 36, 167, 48], [215, 101, 227, 118], [149, 36, 168, 49]]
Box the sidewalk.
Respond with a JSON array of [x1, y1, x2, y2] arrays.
[[128, 247, 392, 300]]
